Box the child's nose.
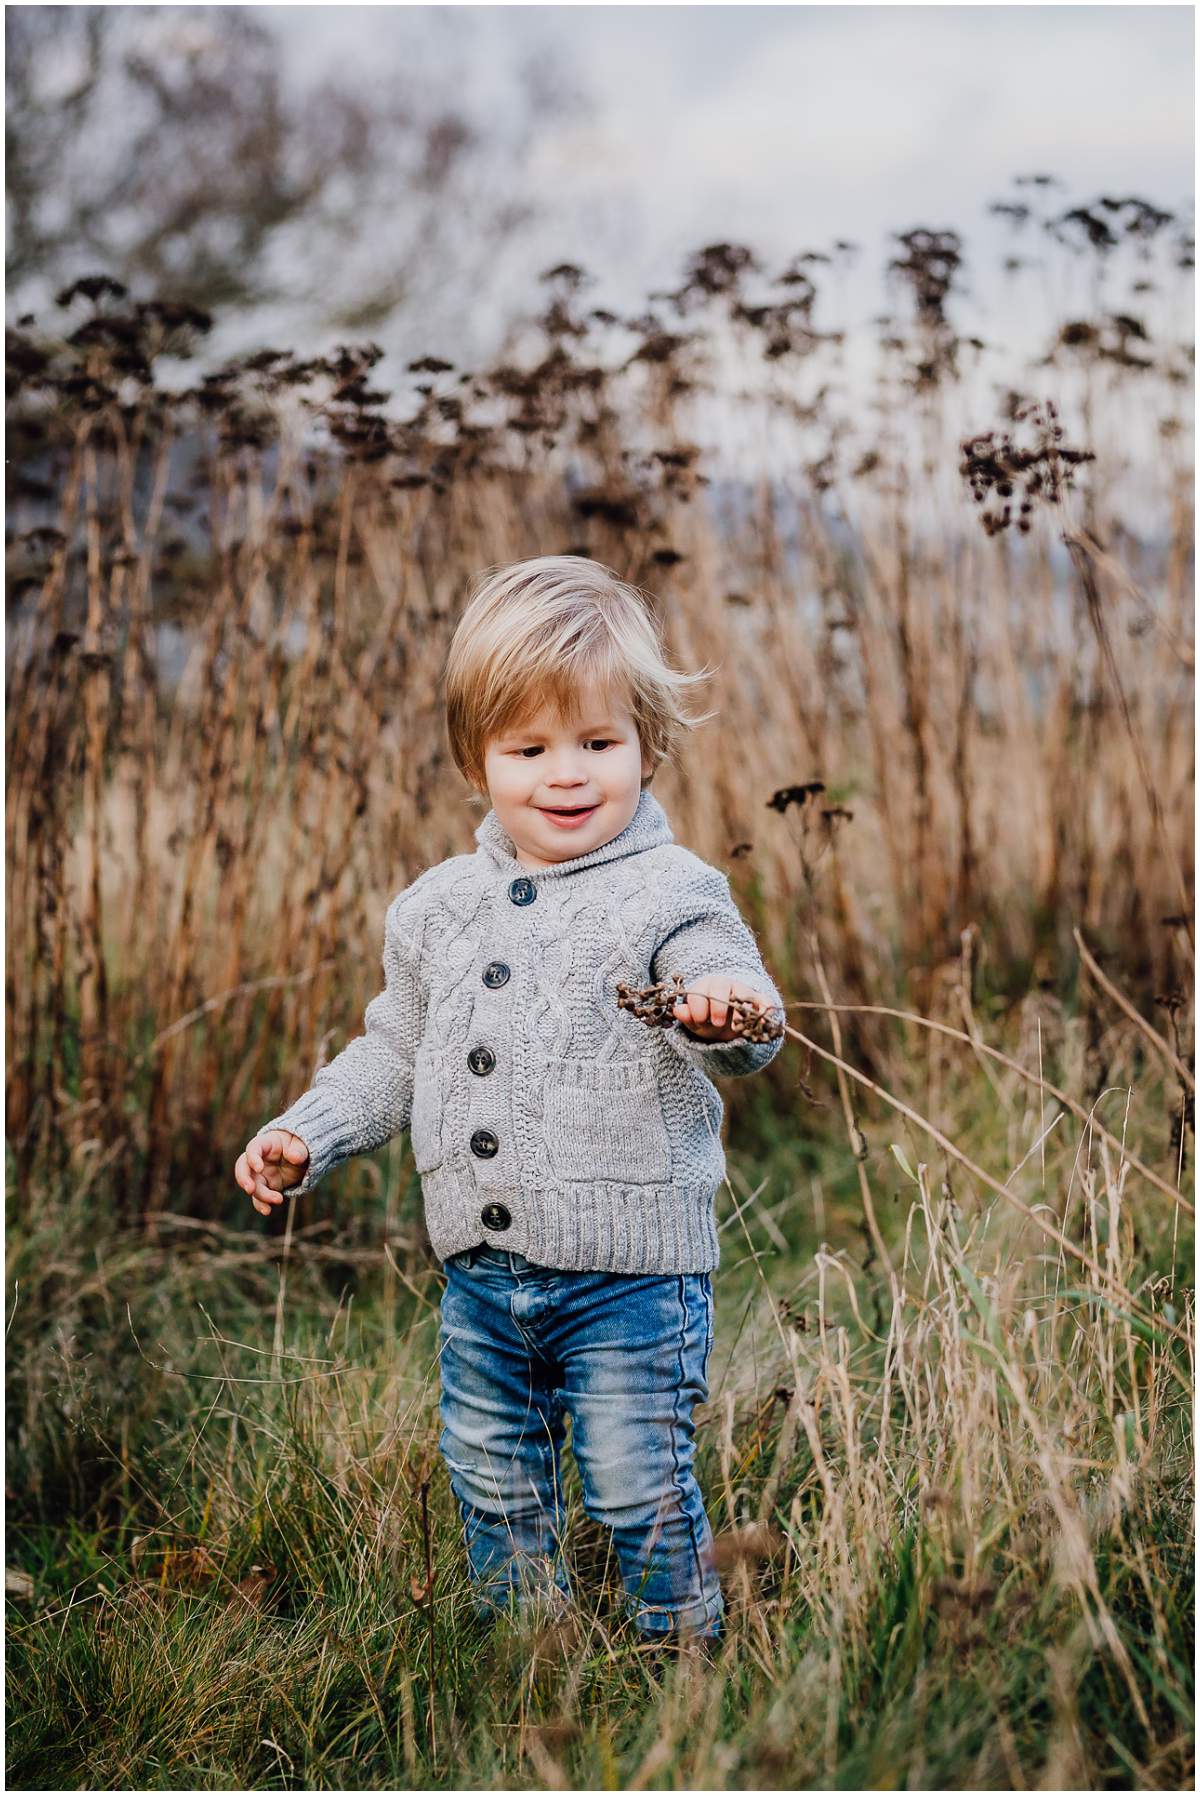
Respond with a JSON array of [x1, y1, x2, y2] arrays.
[[545, 750, 586, 777]]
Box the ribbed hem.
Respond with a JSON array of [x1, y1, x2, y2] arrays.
[[421, 1167, 721, 1273], [257, 1087, 364, 1195]]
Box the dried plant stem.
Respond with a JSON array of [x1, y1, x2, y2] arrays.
[[420, 1477, 436, 1763], [773, 1015, 1188, 1356], [78, 439, 112, 1122], [807, 934, 897, 1283], [1064, 523, 1194, 958], [1063, 524, 1195, 672], [1073, 927, 1194, 1095], [774, 992, 1192, 1217], [269, 1178, 296, 1383]]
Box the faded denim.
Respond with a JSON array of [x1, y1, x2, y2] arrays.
[[437, 1244, 724, 1640]]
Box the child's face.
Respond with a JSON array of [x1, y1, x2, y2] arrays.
[[481, 677, 651, 871]]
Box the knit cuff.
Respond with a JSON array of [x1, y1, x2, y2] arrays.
[[257, 1086, 366, 1196], [669, 1020, 784, 1079]]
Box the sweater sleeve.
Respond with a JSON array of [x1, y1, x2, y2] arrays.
[[256, 889, 426, 1195], [650, 860, 786, 1078]]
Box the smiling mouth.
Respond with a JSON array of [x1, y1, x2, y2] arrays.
[[539, 803, 598, 815]]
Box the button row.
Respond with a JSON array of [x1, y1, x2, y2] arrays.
[[476, 958, 512, 1230]]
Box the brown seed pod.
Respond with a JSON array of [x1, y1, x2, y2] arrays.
[[615, 975, 785, 1042]]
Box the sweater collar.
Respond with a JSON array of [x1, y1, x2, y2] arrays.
[[473, 786, 674, 880]]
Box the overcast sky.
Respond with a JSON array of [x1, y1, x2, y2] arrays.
[[229, 3, 1190, 502], [264, 2, 1194, 350], [16, 4, 1189, 496]]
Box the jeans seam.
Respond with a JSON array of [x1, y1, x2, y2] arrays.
[[669, 1275, 708, 1615]]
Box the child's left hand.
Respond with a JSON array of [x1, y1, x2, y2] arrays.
[[672, 973, 775, 1042]]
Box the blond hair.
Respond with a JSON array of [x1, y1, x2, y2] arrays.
[[444, 555, 717, 799]]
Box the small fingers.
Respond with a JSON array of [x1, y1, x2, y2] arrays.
[[708, 982, 734, 1029], [254, 1175, 285, 1208], [672, 979, 768, 1040], [239, 1139, 289, 1216], [674, 989, 708, 1029], [237, 1150, 276, 1197]]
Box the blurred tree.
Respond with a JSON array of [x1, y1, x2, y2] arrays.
[[5, 5, 585, 361]]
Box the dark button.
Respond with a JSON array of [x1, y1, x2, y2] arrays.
[[480, 1202, 511, 1231], [509, 876, 536, 906], [467, 1045, 496, 1076], [482, 960, 510, 988], [470, 1128, 499, 1159]]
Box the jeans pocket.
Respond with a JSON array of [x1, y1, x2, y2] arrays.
[[471, 1245, 513, 1269], [541, 1057, 672, 1184], [450, 1244, 513, 1275]]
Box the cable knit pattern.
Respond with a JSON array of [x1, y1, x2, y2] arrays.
[[257, 788, 785, 1272]]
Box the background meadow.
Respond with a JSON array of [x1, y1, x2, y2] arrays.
[[5, 6, 1195, 1789]]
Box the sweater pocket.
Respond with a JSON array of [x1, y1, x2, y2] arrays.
[[409, 1044, 445, 1174], [542, 1057, 672, 1185]]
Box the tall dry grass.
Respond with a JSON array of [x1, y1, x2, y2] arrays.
[[5, 200, 1195, 1788], [5, 239, 1194, 1224]]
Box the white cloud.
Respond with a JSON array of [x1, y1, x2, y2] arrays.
[[608, 14, 1175, 191]]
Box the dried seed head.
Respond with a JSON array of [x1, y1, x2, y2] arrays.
[[615, 976, 784, 1043]]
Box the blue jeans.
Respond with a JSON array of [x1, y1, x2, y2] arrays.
[[437, 1245, 724, 1641]]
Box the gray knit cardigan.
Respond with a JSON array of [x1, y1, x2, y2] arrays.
[[258, 787, 785, 1271]]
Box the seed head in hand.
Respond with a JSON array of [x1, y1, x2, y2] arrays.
[[616, 973, 783, 1043]]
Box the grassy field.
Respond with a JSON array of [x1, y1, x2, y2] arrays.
[[5, 208, 1195, 1787], [6, 1020, 1193, 1789]]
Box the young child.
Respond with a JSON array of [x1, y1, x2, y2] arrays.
[[235, 555, 785, 1649]]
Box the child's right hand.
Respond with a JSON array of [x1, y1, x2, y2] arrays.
[[235, 1130, 310, 1216]]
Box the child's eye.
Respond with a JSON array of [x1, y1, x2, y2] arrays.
[[515, 740, 615, 757]]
